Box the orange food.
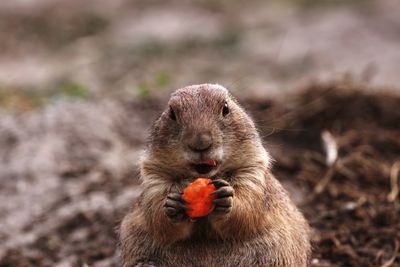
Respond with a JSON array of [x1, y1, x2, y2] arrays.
[[182, 178, 217, 218]]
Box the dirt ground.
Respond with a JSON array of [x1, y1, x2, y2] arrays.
[[0, 82, 399, 266]]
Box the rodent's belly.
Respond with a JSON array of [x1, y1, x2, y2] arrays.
[[162, 237, 270, 267]]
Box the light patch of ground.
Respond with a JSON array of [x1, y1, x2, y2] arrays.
[[0, 0, 399, 95], [0, 98, 153, 264]]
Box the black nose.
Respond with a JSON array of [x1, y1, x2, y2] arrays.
[[187, 133, 212, 152]]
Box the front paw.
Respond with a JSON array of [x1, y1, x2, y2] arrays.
[[210, 179, 234, 215], [164, 193, 190, 222]]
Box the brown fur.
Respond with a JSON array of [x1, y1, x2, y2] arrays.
[[119, 84, 311, 266]]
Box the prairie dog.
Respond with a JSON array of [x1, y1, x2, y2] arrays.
[[120, 84, 311, 266]]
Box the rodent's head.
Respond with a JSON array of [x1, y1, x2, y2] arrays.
[[145, 84, 267, 179]]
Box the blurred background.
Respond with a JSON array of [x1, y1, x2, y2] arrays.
[[0, 0, 399, 266]]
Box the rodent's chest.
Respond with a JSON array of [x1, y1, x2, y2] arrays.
[[188, 217, 217, 241], [164, 233, 270, 267]]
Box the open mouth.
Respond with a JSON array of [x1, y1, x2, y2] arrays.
[[192, 160, 217, 175]]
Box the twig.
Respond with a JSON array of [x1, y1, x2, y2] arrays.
[[305, 131, 338, 202], [381, 240, 399, 267], [313, 164, 337, 195], [387, 161, 400, 203], [322, 130, 338, 166]]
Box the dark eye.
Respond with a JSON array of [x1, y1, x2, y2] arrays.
[[169, 107, 176, 121], [222, 101, 229, 117]]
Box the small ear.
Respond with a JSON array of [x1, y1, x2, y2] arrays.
[[169, 106, 177, 121]]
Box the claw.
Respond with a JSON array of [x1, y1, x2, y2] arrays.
[[167, 193, 184, 201], [209, 179, 230, 188], [213, 206, 232, 214], [165, 207, 178, 216], [211, 187, 234, 197], [213, 197, 232, 207], [165, 199, 192, 211]]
